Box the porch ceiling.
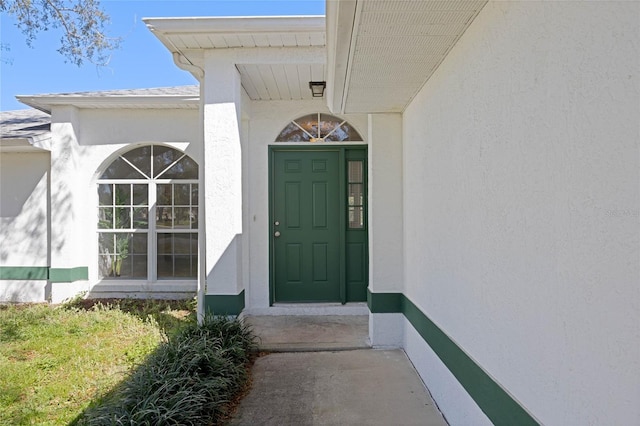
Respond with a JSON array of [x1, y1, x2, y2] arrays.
[[328, 0, 488, 113], [144, 16, 327, 101]]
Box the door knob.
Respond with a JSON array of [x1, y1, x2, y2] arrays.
[[274, 231, 281, 237]]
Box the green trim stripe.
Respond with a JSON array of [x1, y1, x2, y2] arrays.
[[49, 267, 88, 283], [203, 290, 245, 316], [0, 266, 88, 282], [368, 290, 538, 426], [0, 267, 48, 280], [367, 290, 402, 313]]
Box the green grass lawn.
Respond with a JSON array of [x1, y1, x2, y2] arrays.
[[0, 299, 196, 425]]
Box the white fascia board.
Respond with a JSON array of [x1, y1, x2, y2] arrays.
[[326, 0, 358, 114], [16, 95, 199, 114], [0, 137, 51, 152], [143, 16, 325, 35]]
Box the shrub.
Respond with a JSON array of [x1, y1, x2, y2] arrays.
[[79, 315, 256, 425]]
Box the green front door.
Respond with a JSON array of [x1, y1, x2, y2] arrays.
[[272, 150, 342, 302]]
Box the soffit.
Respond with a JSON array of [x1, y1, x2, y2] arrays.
[[333, 0, 487, 113], [144, 16, 327, 101]]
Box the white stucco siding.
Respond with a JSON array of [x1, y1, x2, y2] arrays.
[[245, 100, 367, 310], [402, 2, 639, 425], [0, 152, 50, 302]]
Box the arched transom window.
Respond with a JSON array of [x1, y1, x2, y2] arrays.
[[275, 113, 363, 142], [97, 145, 198, 280]]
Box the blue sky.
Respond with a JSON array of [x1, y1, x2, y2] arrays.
[[0, 0, 324, 111]]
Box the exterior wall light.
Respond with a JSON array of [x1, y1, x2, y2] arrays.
[[309, 81, 326, 97]]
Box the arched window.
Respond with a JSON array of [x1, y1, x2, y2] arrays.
[[97, 145, 198, 280], [275, 113, 363, 142]]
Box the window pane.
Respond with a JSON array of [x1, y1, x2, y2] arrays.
[[132, 233, 147, 254], [174, 184, 190, 205], [133, 184, 148, 205], [153, 146, 182, 178], [275, 122, 312, 142], [123, 146, 151, 178], [174, 256, 192, 277], [100, 157, 144, 179], [98, 184, 113, 206], [98, 233, 115, 254], [349, 206, 364, 229], [348, 161, 363, 182], [157, 233, 172, 254], [132, 255, 147, 278], [174, 207, 191, 229], [294, 114, 319, 138], [174, 234, 191, 255], [157, 184, 172, 206], [318, 114, 343, 138], [275, 114, 362, 142], [114, 184, 131, 206], [157, 255, 173, 278], [133, 208, 148, 229], [156, 207, 173, 228], [98, 233, 146, 279], [160, 156, 198, 179], [98, 208, 113, 229], [191, 207, 198, 229], [156, 233, 197, 279], [115, 207, 131, 229], [348, 184, 363, 206], [191, 185, 198, 205]]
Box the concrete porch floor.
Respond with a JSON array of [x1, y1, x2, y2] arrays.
[[242, 315, 370, 352], [231, 315, 448, 426]]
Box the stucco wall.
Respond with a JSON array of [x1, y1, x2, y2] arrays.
[[402, 1, 639, 425], [50, 107, 200, 292], [245, 100, 367, 310], [0, 152, 50, 302]]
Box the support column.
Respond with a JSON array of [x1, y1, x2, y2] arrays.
[[368, 113, 404, 346], [200, 54, 245, 316], [49, 106, 90, 302]]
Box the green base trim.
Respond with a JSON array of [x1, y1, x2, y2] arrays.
[[368, 290, 538, 426], [49, 267, 89, 283], [0, 266, 48, 280], [203, 290, 245, 316], [0, 266, 88, 283], [367, 289, 402, 313]]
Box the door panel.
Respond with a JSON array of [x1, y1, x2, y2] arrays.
[[273, 151, 341, 302]]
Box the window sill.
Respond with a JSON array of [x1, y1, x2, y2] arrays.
[[90, 280, 197, 293]]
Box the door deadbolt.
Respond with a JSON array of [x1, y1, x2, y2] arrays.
[[274, 221, 280, 226]]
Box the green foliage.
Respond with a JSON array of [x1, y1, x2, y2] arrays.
[[0, 0, 120, 65], [78, 315, 256, 425]]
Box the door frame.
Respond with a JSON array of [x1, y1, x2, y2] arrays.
[[268, 145, 367, 305]]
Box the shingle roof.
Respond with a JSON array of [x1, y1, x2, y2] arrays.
[[23, 85, 200, 98], [0, 109, 51, 140]]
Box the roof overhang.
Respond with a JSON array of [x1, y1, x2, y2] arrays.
[[144, 16, 328, 101], [327, 0, 488, 113], [16, 93, 199, 115], [0, 137, 51, 152], [0, 110, 52, 152]]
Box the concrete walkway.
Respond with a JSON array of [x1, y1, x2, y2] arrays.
[[230, 315, 447, 426]]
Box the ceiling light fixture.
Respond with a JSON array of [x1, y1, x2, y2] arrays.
[[309, 81, 326, 98]]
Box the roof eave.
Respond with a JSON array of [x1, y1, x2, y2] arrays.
[[16, 95, 200, 113], [143, 15, 325, 35], [0, 136, 52, 152]]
